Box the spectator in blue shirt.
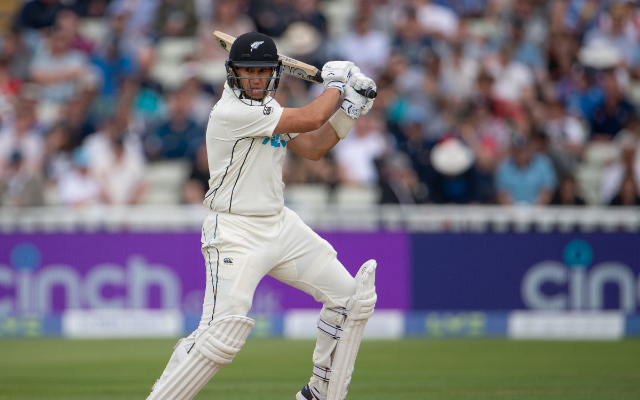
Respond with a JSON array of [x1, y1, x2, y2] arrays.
[[495, 136, 557, 205], [589, 70, 636, 141]]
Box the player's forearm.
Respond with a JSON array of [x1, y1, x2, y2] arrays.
[[301, 88, 342, 126], [287, 122, 340, 161]]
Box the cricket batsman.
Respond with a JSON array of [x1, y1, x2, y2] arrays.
[[146, 31, 377, 400]]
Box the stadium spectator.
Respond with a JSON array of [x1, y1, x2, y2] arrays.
[[144, 88, 203, 161], [57, 147, 103, 207], [249, 0, 296, 38], [84, 106, 145, 168], [12, 0, 64, 32], [290, 0, 328, 35], [550, 174, 586, 205], [0, 95, 45, 174], [378, 151, 428, 204], [334, 113, 390, 186], [428, 136, 478, 204], [0, 56, 21, 105], [584, 0, 639, 68], [56, 94, 98, 148], [152, 0, 198, 38], [105, 0, 159, 46], [495, 135, 558, 205], [392, 6, 433, 66], [197, 0, 255, 63], [0, 151, 45, 207], [174, 62, 217, 123], [439, 42, 479, 106], [485, 44, 536, 104], [0, 31, 33, 82], [93, 134, 147, 205], [413, 0, 459, 42], [394, 106, 434, 185], [600, 135, 640, 204], [55, 8, 95, 55], [336, 12, 391, 81], [43, 122, 75, 188], [182, 141, 209, 204], [608, 173, 640, 206], [90, 24, 138, 105], [589, 70, 635, 141], [29, 26, 92, 109], [541, 97, 587, 177]]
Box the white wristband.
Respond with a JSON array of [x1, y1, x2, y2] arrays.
[[325, 81, 346, 93], [328, 109, 355, 140]]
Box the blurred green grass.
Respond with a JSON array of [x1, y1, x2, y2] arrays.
[[0, 338, 639, 400]]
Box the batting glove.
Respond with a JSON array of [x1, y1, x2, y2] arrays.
[[321, 61, 354, 93], [349, 72, 376, 116]]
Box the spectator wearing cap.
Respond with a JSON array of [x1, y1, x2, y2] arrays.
[[495, 136, 557, 205]]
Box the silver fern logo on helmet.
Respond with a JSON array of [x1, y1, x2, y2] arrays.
[[250, 41, 264, 52]]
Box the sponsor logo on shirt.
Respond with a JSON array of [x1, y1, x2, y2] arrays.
[[262, 134, 287, 148]]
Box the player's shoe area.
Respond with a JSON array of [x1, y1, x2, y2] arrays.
[[296, 384, 326, 400]]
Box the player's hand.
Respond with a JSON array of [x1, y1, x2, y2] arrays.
[[321, 61, 354, 93], [349, 71, 376, 116], [340, 72, 376, 119]]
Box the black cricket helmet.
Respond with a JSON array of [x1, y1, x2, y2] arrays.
[[225, 31, 282, 105]]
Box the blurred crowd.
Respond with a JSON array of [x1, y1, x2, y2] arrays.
[[1, 0, 640, 209]]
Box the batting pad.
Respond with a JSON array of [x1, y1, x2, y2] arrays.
[[147, 315, 254, 400], [327, 260, 377, 400]]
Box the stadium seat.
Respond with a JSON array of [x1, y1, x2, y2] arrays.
[[334, 185, 380, 205], [78, 18, 107, 44], [284, 184, 331, 208], [143, 159, 191, 205], [576, 141, 617, 205]]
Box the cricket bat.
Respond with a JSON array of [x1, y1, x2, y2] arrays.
[[213, 31, 377, 99]]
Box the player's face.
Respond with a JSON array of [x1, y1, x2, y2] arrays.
[[235, 67, 274, 99]]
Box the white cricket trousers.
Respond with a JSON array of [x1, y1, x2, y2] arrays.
[[181, 207, 356, 394]]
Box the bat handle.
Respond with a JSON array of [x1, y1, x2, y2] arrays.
[[356, 87, 377, 99], [313, 71, 377, 99]]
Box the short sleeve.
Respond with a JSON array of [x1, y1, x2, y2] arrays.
[[224, 101, 284, 139]]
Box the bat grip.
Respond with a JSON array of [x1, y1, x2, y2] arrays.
[[356, 87, 377, 99], [313, 71, 377, 99]]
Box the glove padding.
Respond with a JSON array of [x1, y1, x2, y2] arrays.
[[321, 61, 354, 93], [349, 71, 376, 116], [340, 72, 376, 119]]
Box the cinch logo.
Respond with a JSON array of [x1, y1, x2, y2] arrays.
[[521, 240, 639, 312], [262, 134, 286, 148], [0, 243, 181, 315]]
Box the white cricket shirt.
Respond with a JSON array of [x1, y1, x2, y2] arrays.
[[203, 83, 297, 216]]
